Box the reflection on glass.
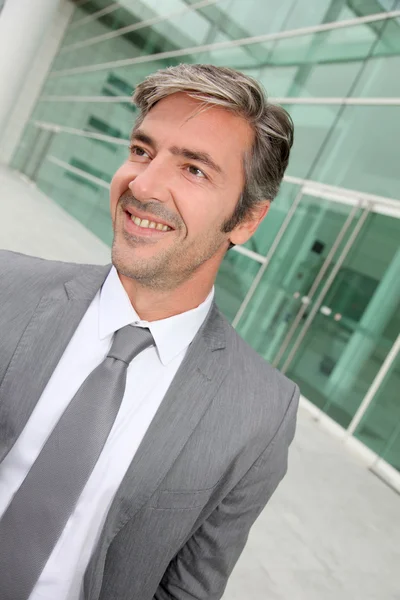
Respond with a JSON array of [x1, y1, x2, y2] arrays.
[[310, 105, 400, 200], [236, 195, 358, 362], [285, 213, 400, 431]]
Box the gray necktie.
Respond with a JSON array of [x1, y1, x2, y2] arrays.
[[0, 324, 154, 600]]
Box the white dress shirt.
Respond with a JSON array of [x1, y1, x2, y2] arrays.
[[0, 266, 214, 600]]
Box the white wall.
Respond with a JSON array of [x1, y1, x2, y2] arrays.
[[0, 0, 75, 165]]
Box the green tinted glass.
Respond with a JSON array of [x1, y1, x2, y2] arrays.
[[284, 212, 400, 429], [215, 251, 262, 323], [355, 348, 400, 472]]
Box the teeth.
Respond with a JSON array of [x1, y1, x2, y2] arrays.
[[131, 214, 171, 231]]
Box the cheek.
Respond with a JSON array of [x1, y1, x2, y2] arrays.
[[180, 190, 226, 234]]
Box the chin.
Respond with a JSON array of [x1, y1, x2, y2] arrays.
[[112, 240, 158, 279]]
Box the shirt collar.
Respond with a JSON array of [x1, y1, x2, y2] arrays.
[[99, 265, 214, 366]]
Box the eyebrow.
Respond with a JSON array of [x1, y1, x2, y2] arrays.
[[131, 128, 223, 176], [130, 129, 154, 148]]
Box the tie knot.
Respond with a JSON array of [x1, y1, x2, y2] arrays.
[[107, 325, 154, 365]]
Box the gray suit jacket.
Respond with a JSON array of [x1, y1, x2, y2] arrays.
[[0, 250, 299, 600]]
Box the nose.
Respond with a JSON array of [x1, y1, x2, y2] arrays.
[[128, 155, 172, 204]]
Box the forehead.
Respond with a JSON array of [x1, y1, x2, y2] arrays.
[[138, 92, 254, 162]]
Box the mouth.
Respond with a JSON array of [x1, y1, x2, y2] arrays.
[[123, 207, 175, 238]]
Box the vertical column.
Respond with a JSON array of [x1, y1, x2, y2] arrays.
[[324, 247, 400, 404], [0, 0, 62, 136]]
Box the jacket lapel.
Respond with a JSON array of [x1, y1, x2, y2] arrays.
[[0, 264, 112, 463]]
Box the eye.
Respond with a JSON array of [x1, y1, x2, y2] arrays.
[[129, 144, 150, 159], [187, 165, 206, 179]]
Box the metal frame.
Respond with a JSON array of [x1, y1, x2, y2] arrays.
[[46, 155, 111, 189], [34, 121, 130, 146], [69, 3, 120, 30], [232, 245, 266, 263], [285, 175, 400, 214], [49, 10, 400, 77], [347, 333, 400, 437]]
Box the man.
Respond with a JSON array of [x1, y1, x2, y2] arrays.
[[0, 64, 298, 600]]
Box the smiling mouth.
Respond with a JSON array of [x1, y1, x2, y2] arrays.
[[123, 205, 175, 232], [123, 210, 175, 239], [128, 213, 173, 232]]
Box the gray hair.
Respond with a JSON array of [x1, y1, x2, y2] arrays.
[[132, 63, 294, 232]]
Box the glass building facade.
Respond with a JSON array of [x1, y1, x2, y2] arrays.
[[9, 0, 400, 482]]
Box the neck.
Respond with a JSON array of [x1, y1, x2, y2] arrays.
[[117, 271, 214, 321]]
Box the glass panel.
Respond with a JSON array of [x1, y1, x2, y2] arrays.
[[307, 17, 400, 199], [63, 0, 385, 68], [48, 18, 383, 90], [268, 24, 376, 67], [243, 181, 300, 257], [236, 195, 360, 362], [310, 105, 400, 200], [368, 4, 400, 58], [355, 347, 400, 472], [284, 212, 400, 429], [36, 156, 113, 246], [13, 122, 117, 248], [285, 61, 362, 98], [354, 55, 400, 97], [215, 252, 262, 323], [62, 1, 124, 47], [282, 103, 342, 179], [55, 0, 222, 71]]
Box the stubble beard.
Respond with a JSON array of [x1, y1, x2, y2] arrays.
[[111, 217, 228, 292]]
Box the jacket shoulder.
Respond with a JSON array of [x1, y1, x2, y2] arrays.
[[0, 251, 107, 331], [217, 310, 299, 436], [0, 249, 90, 275], [222, 313, 297, 397], [0, 250, 96, 295]]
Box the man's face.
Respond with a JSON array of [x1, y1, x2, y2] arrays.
[[110, 92, 254, 290]]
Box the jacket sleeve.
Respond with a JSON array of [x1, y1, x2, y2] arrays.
[[153, 384, 300, 600]]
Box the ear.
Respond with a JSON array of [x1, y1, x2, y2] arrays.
[[228, 200, 270, 246]]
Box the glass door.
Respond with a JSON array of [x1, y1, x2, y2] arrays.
[[279, 211, 400, 431], [235, 191, 364, 363]]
